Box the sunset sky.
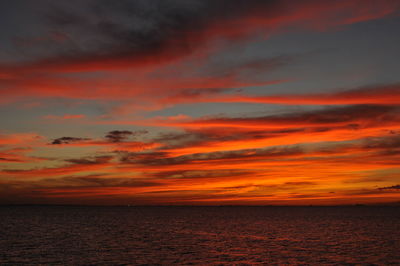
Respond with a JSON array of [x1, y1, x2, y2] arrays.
[[1, 0, 400, 205]]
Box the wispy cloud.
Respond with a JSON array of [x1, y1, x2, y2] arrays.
[[1, 0, 399, 204]]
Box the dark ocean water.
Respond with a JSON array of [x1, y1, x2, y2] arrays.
[[0, 206, 399, 265]]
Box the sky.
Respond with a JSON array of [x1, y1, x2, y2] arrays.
[[0, 0, 400, 205]]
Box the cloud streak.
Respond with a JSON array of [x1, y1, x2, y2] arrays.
[[1, 0, 399, 204]]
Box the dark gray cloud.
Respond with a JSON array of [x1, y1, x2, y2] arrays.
[[0, 175, 162, 201], [361, 135, 400, 149], [1, 0, 280, 71], [43, 175, 162, 189], [153, 127, 306, 152], [105, 130, 134, 143], [378, 184, 400, 190], [150, 169, 253, 180], [122, 145, 303, 166], [105, 130, 147, 143], [0, 157, 21, 162], [192, 105, 400, 126], [65, 155, 113, 165], [0, 0, 397, 75], [51, 136, 90, 144]]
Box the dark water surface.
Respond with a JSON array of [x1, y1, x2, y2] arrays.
[[0, 206, 399, 265]]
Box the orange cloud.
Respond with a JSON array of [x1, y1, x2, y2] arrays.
[[1, 0, 399, 205], [0, 133, 42, 146]]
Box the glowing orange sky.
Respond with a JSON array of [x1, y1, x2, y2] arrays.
[[0, 0, 399, 205]]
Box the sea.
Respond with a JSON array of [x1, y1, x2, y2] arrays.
[[0, 206, 399, 265]]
